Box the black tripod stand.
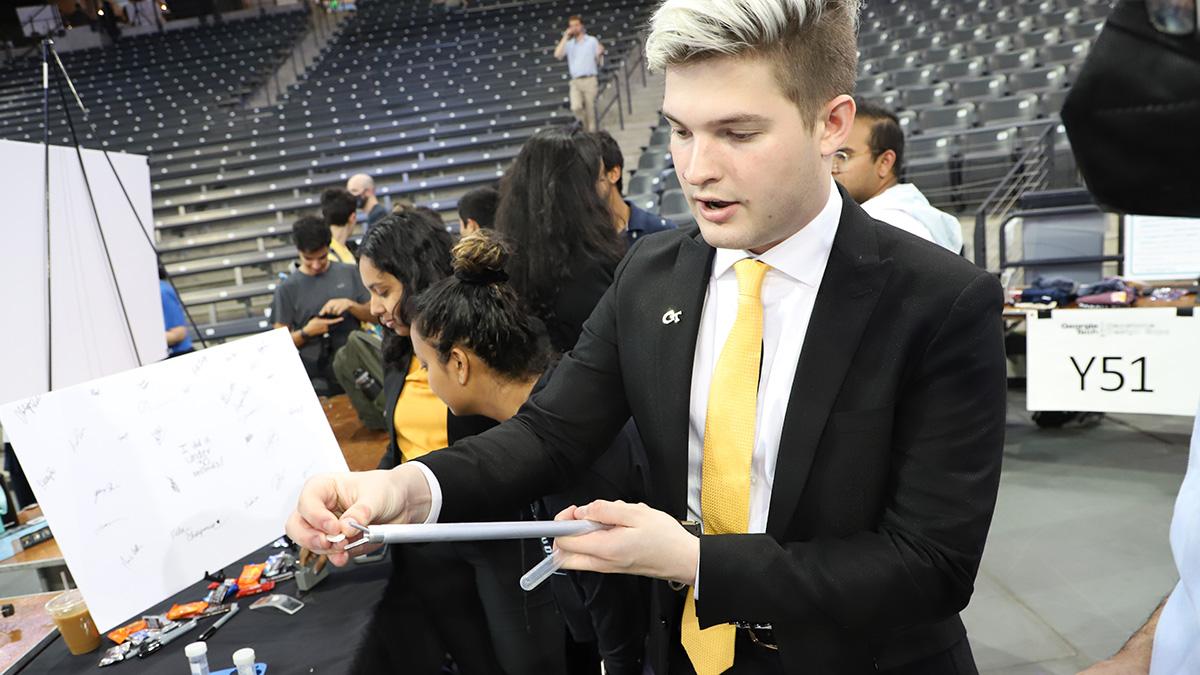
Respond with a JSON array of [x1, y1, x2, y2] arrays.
[[38, 35, 209, 394]]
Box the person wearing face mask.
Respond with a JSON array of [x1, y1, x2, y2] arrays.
[[346, 213, 568, 675], [346, 174, 389, 233]]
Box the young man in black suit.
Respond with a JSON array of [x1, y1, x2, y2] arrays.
[[287, 1, 1007, 673]]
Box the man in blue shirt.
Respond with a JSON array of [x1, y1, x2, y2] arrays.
[[593, 131, 675, 249], [159, 266, 194, 358], [554, 14, 605, 132]]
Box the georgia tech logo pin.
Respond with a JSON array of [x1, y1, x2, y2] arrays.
[[662, 309, 683, 325]]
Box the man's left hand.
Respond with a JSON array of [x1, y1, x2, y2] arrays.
[[553, 500, 699, 586], [320, 298, 354, 316]]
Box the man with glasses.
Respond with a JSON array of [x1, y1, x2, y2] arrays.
[[832, 101, 963, 253]]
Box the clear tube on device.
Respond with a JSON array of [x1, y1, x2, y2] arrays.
[[520, 550, 565, 591]]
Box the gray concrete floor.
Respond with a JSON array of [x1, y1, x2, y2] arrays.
[[966, 390, 1191, 674], [0, 389, 1189, 671]]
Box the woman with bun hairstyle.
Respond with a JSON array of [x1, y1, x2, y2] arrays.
[[348, 213, 566, 675], [411, 230, 650, 675]]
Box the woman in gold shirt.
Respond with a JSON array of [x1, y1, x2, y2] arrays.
[[409, 230, 650, 675], [350, 212, 566, 675]]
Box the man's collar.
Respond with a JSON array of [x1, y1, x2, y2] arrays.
[[711, 177, 842, 287]]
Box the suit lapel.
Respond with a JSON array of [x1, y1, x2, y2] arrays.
[[653, 230, 713, 518], [766, 198, 894, 538]]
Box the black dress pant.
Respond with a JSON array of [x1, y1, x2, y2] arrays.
[[403, 538, 567, 675]]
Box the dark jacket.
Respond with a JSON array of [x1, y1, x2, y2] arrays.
[[419, 187, 1008, 674], [541, 251, 618, 354]]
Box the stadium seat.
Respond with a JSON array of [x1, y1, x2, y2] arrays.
[[1008, 66, 1069, 96], [905, 134, 955, 201], [855, 74, 892, 97], [637, 150, 672, 172], [626, 193, 660, 214], [987, 48, 1040, 73], [1064, 20, 1105, 41], [897, 85, 950, 111], [935, 58, 986, 81], [1042, 40, 1090, 65], [919, 103, 977, 132], [921, 46, 964, 66], [659, 169, 682, 194], [659, 189, 690, 224], [949, 75, 1008, 103], [628, 173, 662, 196], [879, 54, 922, 72], [1039, 89, 1070, 119], [958, 127, 1020, 201], [976, 94, 1040, 127], [890, 67, 936, 89]]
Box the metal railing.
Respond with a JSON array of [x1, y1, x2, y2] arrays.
[[596, 35, 644, 130], [973, 123, 1056, 270], [995, 203, 1121, 273]]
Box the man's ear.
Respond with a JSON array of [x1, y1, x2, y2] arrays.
[[450, 347, 470, 386], [818, 95, 856, 158], [349, 211, 358, 226], [606, 165, 622, 186], [875, 149, 897, 180], [462, 218, 480, 235]]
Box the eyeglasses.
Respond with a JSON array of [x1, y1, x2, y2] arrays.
[[1147, 0, 1197, 35], [831, 149, 857, 174]]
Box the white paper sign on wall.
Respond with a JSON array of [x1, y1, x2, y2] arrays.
[[0, 329, 348, 631], [1027, 308, 1200, 417]]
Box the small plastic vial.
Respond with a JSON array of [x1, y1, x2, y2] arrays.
[[184, 642, 210, 675], [232, 647, 256, 675]]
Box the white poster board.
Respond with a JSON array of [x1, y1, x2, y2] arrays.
[[0, 139, 165, 406], [1123, 215, 1200, 281], [1027, 308, 1200, 416], [0, 330, 348, 631]]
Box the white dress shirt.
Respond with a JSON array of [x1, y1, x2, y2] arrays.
[[686, 180, 842, 531]]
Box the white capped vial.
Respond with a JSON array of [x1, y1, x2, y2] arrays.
[[232, 647, 256, 675], [185, 641, 210, 675]]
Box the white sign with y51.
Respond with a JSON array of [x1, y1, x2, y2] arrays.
[[1027, 308, 1200, 417]]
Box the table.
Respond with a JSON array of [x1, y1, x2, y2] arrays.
[[11, 541, 397, 674], [0, 541, 70, 594], [0, 593, 59, 674]]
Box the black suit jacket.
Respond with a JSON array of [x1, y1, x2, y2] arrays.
[[419, 192, 1007, 673]]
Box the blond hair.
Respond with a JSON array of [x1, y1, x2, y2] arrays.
[[646, 0, 861, 123]]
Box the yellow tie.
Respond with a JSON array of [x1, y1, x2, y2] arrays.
[[681, 258, 769, 675]]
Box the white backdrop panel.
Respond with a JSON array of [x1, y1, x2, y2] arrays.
[[0, 139, 164, 406]]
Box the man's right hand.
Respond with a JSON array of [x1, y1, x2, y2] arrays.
[[301, 315, 343, 338], [285, 465, 432, 567]]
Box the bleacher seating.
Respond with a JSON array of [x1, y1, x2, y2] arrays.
[[0, 0, 1112, 345], [628, 0, 1110, 224], [0, 0, 657, 342]]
